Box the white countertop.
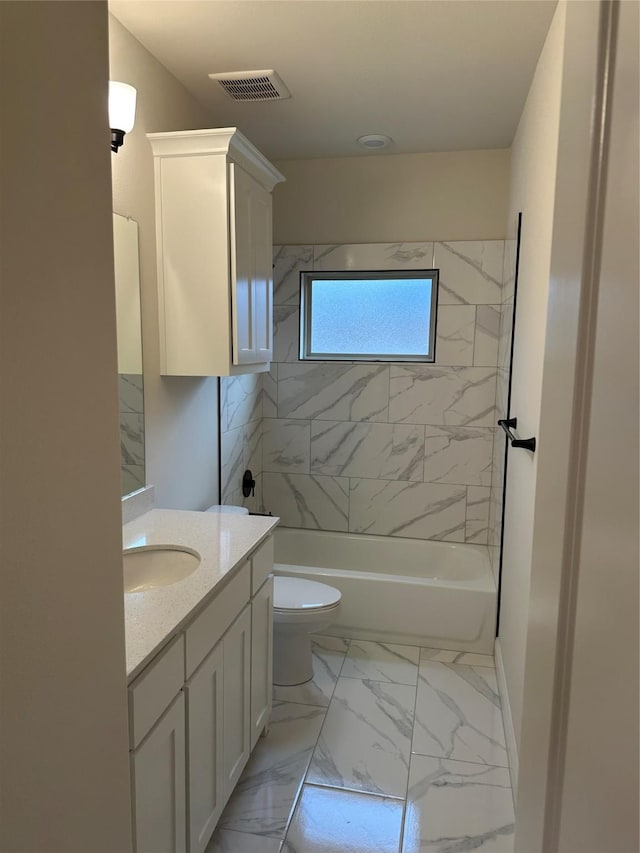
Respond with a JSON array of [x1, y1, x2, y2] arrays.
[[123, 509, 279, 681]]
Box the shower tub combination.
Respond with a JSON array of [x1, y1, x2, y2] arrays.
[[273, 528, 497, 654]]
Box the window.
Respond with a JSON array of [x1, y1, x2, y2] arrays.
[[299, 270, 439, 362]]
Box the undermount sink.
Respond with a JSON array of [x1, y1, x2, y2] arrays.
[[123, 545, 201, 593]]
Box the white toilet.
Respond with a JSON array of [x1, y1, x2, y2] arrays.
[[272, 576, 342, 686], [205, 504, 249, 515]]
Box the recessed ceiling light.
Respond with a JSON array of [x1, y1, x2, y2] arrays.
[[357, 134, 393, 149]]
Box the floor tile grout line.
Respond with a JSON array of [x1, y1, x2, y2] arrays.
[[302, 643, 348, 778], [332, 636, 351, 682], [338, 674, 419, 686], [281, 638, 351, 846], [303, 639, 349, 762], [337, 635, 496, 665], [399, 648, 426, 853], [409, 749, 510, 771], [301, 780, 407, 803], [214, 827, 282, 844], [425, 660, 497, 673], [278, 761, 316, 848], [275, 691, 335, 846], [272, 698, 332, 711]]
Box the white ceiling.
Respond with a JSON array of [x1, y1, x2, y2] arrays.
[[109, 0, 557, 161]]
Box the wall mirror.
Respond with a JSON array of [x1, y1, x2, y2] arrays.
[[113, 212, 145, 496]]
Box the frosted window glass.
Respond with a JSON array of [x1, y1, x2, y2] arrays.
[[303, 274, 437, 361]]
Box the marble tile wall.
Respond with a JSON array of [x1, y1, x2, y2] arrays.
[[119, 373, 145, 496], [220, 373, 264, 512], [262, 241, 506, 544]]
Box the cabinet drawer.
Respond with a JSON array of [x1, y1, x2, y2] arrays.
[[129, 634, 184, 749], [251, 537, 273, 595], [185, 563, 250, 678]]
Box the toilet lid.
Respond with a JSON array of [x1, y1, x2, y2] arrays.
[[205, 504, 249, 515], [273, 576, 341, 611]]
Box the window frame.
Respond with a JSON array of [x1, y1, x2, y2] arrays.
[[298, 268, 439, 363]]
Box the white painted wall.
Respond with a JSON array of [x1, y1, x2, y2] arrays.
[[0, 3, 131, 849], [273, 149, 510, 244], [497, 3, 640, 849], [556, 6, 639, 847], [498, 1, 567, 776], [110, 15, 220, 509], [515, 1, 639, 848]]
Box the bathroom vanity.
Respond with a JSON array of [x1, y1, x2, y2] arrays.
[[123, 509, 278, 853]]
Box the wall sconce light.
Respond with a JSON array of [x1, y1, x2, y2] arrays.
[[109, 81, 137, 153]]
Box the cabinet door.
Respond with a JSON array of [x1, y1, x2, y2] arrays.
[[222, 605, 252, 793], [185, 643, 224, 853], [131, 693, 186, 853], [230, 164, 273, 366], [251, 576, 273, 749], [251, 180, 273, 362], [230, 163, 254, 364]]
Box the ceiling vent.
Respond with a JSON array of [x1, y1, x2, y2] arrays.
[[208, 69, 291, 102]]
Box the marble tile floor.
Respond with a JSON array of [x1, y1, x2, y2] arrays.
[[207, 638, 514, 853]]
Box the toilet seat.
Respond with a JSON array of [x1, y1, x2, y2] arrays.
[[273, 576, 341, 612]]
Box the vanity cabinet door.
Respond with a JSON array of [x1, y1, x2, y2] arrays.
[[250, 576, 273, 749], [185, 643, 224, 853], [222, 605, 252, 793], [131, 693, 186, 853]]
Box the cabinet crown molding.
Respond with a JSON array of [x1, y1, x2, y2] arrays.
[[147, 127, 286, 191]]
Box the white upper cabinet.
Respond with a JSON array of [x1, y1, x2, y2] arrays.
[[147, 128, 285, 376]]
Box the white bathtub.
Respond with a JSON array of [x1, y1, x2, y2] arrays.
[[273, 528, 497, 654]]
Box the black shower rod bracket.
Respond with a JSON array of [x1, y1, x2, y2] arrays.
[[498, 417, 537, 453]]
